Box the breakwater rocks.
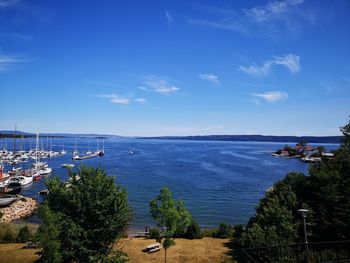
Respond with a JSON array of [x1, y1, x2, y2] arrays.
[[0, 197, 39, 223]]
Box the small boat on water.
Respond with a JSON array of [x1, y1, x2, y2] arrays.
[[301, 156, 322, 163], [62, 163, 75, 168], [0, 194, 18, 207]]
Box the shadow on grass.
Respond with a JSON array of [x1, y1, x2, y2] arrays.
[[223, 238, 248, 263]]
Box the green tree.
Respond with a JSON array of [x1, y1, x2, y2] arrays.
[[3, 228, 16, 243], [215, 223, 233, 239], [241, 117, 350, 252], [242, 172, 304, 247], [185, 218, 201, 239], [340, 116, 350, 149], [298, 140, 308, 147], [149, 228, 161, 241], [36, 166, 132, 263], [36, 204, 62, 263], [162, 236, 175, 263], [150, 187, 192, 237], [316, 146, 326, 155], [17, 225, 31, 243]]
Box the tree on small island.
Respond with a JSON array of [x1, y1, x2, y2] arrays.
[[36, 166, 132, 263]]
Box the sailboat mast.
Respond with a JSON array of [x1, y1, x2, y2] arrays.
[[36, 131, 39, 165], [13, 124, 17, 155]]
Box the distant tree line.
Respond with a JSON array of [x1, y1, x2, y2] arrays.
[[140, 135, 342, 144]]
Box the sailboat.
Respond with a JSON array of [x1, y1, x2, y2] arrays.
[[60, 139, 66, 155], [95, 139, 105, 156], [85, 139, 92, 155], [32, 131, 52, 177]]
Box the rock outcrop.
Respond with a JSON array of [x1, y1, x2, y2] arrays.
[[0, 196, 38, 223]]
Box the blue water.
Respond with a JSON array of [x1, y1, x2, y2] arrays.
[[3, 138, 338, 228]]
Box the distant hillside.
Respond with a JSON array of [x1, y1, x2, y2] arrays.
[[139, 135, 342, 144], [0, 130, 35, 138], [0, 130, 120, 139]]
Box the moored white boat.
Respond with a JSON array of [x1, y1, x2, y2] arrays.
[[9, 175, 33, 186], [0, 194, 18, 207], [39, 167, 52, 175]]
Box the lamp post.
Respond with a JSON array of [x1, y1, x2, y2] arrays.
[[298, 209, 310, 263]]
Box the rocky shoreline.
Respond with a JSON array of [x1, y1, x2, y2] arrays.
[[0, 196, 39, 223]]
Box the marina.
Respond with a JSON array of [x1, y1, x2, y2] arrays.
[[0, 133, 105, 221]]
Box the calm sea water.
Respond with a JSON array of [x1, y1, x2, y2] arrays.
[[3, 138, 338, 228]]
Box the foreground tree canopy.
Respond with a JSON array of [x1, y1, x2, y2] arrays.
[[37, 166, 132, 263], [242, 117, 350, 247]]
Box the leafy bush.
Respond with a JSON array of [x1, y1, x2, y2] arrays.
[[201, 228, 217, 237], [185, 218, 202, 239], [3, 228, 16, 243], [149, 228, 161, 241], [233, 224, 244, 238], [17, 225, 31, 243], [214, 223, 233, 239]]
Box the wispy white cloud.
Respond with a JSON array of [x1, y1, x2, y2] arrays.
[[142, 75, 180, 95], [250, 91, 288, 103], [188, 0, 310, 38], [199, 74, 220, 85], [96, 94, 130, 105], [0, 0, 19, 8], [244, 0, 303, 23], [273, 54, 300, 73], [0, 54, 23, 71], [238, 53, 300, 76], [238, 61, 273, 77], [187, 18, 247, 34], [135, 98, 146, 103], [165, 10, 174, 27], [137, 86, 147, 91]]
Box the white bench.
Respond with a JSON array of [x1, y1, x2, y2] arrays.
[[143, 242, 162, 253]]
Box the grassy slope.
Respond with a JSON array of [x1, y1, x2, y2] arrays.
[[0, 237, 233, 263], [0, 244, 39, 263]]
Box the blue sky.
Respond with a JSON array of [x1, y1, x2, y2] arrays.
[[0, 0, 349, 136]]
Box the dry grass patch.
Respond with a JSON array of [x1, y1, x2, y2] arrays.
[[115, 237, 233, 263], [0, 237, 233, 263], [0, 243, 39, 263]]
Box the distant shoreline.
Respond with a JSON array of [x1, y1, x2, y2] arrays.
[[138, 135, 341, 144], [0, 131, 342, 144]]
